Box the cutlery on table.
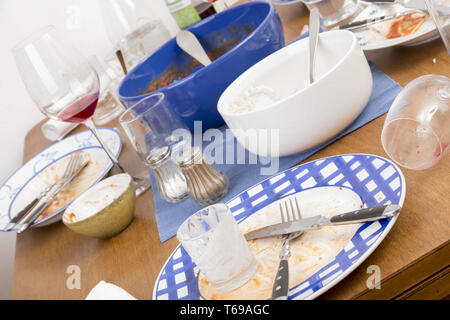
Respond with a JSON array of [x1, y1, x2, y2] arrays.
[[272, 197, 303, 300], [176, 30, 212, 67], [362, 0, 450, 15], [338, 10, 419, 30], [14, 154, 88, 233], [245, 204, 401, 241], [2, 173, 72, 232], [309, 7, 320, 85]]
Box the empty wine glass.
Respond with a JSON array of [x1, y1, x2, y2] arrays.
[[381, 75, 450, 170], [99, 0, 171, 71]]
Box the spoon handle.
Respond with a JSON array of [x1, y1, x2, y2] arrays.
[[176, 30, 212, 67], [309, 8, 320, 85]]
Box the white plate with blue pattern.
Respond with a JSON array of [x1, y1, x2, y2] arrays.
[[0, 128, 122, 231], [153, 154, 405, 300]]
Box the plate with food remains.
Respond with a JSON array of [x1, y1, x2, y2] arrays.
[[0, 128, 122, 231], [153, 154, 406, 300], [352, 3, 444, 51]]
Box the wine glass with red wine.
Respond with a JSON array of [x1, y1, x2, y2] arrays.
[[12, 26, 128, 177]]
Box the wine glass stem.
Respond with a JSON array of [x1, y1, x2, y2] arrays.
[[84, 118, 126, 173]]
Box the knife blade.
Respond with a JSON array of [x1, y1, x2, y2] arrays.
[[15, 159, 89, 233], [245, 204, 401, 241]]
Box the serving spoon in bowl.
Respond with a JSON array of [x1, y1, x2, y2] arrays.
[[176, 30, 212, 67], [309, 7, 320, 85]]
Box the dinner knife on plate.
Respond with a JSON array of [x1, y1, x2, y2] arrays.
[[245, 204, 401, 241], [14, 158, 89, 233], [363, 0, 450, 15], [2, 179, 63, 232], [338, 10, 417, 30]]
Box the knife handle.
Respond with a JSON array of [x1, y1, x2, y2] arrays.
[[9, 198, 39, 224], [339, 15, 387, 30], [17, 200, 50, 233], [330, 204, 401, 225], [272, 259, 289, 300]]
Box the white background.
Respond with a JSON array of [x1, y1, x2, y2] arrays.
[[0, 0, 180, 299]]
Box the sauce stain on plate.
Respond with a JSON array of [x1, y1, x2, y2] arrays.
[[14, 150, 105, 222]]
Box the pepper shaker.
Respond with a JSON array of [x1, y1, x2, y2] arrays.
[[147, 146, 189, 203], [174, 146, 228, 206]]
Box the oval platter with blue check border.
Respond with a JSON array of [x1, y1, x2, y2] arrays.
[[153, 154, 406, 300]]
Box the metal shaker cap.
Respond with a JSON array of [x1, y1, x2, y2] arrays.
[[146, 146, 171, 167], [174, 146, 203, 167]]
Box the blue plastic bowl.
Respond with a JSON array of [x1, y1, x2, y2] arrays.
[[118, 1, 284, 132]]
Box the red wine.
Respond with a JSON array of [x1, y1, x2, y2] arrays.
[[58, 92, 99, 123]]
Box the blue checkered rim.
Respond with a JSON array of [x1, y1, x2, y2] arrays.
[[153, 154, 406, 300]]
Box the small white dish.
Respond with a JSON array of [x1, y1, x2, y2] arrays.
[[218, 30, 373, 157], [63, 173, 136, 239]]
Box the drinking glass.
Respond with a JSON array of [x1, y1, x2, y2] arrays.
[[424, 0, 450, 54], [302, 0, 360, 28], [89, 56, 125, 126], [381, 75, 450, 170], [177, 203, 257, 292], [119, 93, 190, 203], [12, 25, 126, 174], [99, 0, 171, 71]]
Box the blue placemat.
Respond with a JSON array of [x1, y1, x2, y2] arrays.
[[149, 34, 403, 242]]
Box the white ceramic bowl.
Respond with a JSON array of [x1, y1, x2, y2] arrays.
[[217, 30, 373, 157]]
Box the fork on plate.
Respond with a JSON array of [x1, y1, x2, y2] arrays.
[[271, 197, 303, 300]]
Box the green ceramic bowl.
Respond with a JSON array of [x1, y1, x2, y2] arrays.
[[63, 174, 136, 239]]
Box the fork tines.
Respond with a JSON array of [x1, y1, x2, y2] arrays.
[[279, 197, 302, 223]]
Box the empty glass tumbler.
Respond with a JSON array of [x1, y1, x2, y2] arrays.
[[89, 56, 124, 126], [119, 93, 189, 203], [177, 203, 257, 292], [381, 75, 450, 170]]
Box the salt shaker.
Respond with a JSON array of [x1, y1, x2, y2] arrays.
[[174, 146, 228, 206], [147, 147, 189, 203]]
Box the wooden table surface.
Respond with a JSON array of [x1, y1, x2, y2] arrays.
[[12, 2, 450, 300]]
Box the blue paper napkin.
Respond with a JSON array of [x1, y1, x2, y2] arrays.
[[148, 59, 402, 242]]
